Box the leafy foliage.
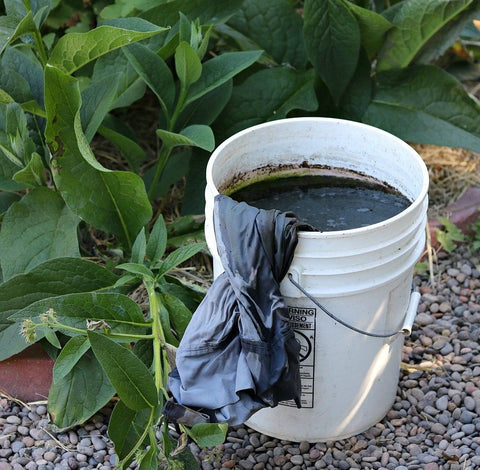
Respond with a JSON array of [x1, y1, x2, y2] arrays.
[[435, 216, 466, 252], [217, 0, 480, 152], [0, 1, 254, 466], [0, 0, 479, 467]]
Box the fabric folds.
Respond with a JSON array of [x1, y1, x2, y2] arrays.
[[168, 194, 308, 425]]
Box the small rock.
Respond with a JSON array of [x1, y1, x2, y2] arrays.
[[290, 455, 303, 466], [431, 423, 447, 434], [298, 441, 310, 454], [416, 313, 434, 325], [6, 416, 21, 425], [91, 436, 106, 451], [273, 455, 287, 466], [43, 451, 57, 462], [22, 437, 35, 448], [238, 459, 254, 470], [35, 406, 47, 416], [436, 395, 449, 411], [10, 441, 25, 453]]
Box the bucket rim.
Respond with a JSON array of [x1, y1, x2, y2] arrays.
[[206, 117, 429, 237]]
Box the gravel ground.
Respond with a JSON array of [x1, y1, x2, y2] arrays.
[[2, 244, 480, 470]]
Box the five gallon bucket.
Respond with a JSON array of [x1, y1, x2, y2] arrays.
[[204, 118, 429, 442]]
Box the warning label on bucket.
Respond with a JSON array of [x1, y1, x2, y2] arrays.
[[281, 306, 316, 408]]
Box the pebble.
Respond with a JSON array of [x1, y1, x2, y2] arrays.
[[2, 245, 480, 469]]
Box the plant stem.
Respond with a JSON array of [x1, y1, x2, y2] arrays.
[[148, 144, 172, 200], [145, 279, 169, 399], [169, 85, 187, 132], [148, 84, 188, 200], [33, 28, 48, 67], [106, 332, 155, 340], [47, 321, 153, 341], [23, 0, 48, 66]]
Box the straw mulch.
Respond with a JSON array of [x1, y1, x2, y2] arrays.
[[412, 144, 480, 217]]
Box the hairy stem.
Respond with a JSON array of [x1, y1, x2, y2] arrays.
[[148, 83, 188, 200], [145, 279, 169, 399], [46, 321, 153, 341]]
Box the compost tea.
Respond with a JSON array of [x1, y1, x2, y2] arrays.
[[230, 173, 411, 231]]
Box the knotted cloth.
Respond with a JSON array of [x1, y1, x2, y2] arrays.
[[168, 194, 308, 425]]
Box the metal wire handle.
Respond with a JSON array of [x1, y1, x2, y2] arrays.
[[287, 273, 405, 339]]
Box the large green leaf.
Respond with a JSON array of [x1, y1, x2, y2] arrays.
[[0, 191, 20, 215], [80, 74, 120, 142], [0, 54, 35, 106], [214, 67, 318, 140], [53, 335, 91, 383], [347, 2, 393, 60], [185, 50, 262, 105], [0, 16, 21, 55], [99, 1, 160, 20], [338, 51, 373, 121], [303, 0, 361, 104], [138, 446, 158, 470], [88, 331, 158, 411], [228, 0, 307, 68], [0, 46, 44, 106], [146, 215, 167, 264], [376, 0, 473, 71], [153, 242, 206, 277], [122, 42, 175, 115], [45, 65, 152, 249], [0, 188, 80, 281], [116, 262, 154, 279], [156, 125, 214, 152], [157, 295, 179, 347], [13, 152, 44, 187], [48, 21, 168, 74], [175, 41, 202, 90], [92, 49, 147, 111], [177, 80, 232, 129], [160, 293, 192, 341], [10, 292, 149, 336], [0, 11, 36, 55], [0, 101, 36, 167], [186, 423, 228, 448], [48, 351, 115, 429], [108, 400, 151, 460], [0, 257, 118, 361], [140, 0, 244, 26], [412, 7, 480, 66], [363, 65, 480, 152], [131, 228, 147, 265]]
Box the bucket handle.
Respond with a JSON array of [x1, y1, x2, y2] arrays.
[[287, 273, 421, 338]]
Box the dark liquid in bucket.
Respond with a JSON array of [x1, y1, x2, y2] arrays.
[[230, 174, 411, 231]]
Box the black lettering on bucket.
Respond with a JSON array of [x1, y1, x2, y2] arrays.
[[280, 306, 316, 409]]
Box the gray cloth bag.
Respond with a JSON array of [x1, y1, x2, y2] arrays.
[[168, 194, 306, 425]]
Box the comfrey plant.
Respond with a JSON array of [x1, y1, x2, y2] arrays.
[[214, 0, 480, 152], [0, 1, 262, 467], [13, 217, 225, 468]]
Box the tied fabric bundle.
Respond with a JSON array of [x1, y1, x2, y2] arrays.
[[168, 194, 309, 425]]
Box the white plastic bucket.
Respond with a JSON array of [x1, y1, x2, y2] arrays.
[[204, 118, 428, 442]]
